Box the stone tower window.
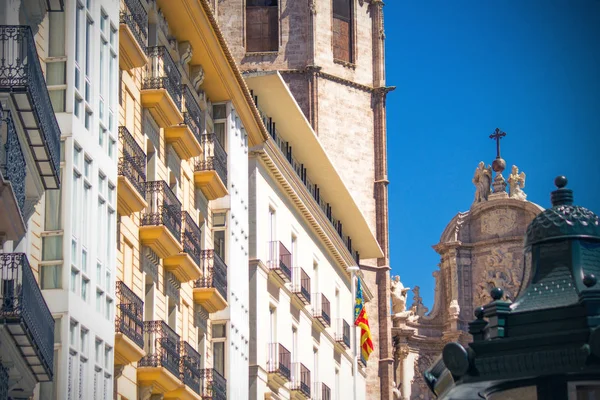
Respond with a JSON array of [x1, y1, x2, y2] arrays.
[[332, 0, 353, 63], [246, 0, 279, 52]]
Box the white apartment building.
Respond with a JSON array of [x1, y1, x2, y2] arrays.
[[0, 0, 63, 399], [245, 72, 382, 400], [35, 0, 120, 398]]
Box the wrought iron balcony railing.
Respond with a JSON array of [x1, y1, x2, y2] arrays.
[[1, 108, 26, 220], [182, 85, 204, 144], [335, 319, 351, 349], [180, 341, 202, 395], [292, 267, 311, 305], [194, 250, 228, 301], [143, 46, 182, 110], [312, 293, 331, 327], [202, 368, 227, 400], [115, 281, 144, 349], [141, 181, 182, 242], [139, 321, 181, 380], [118, 126, 146, 198], [267, 241, 292, 282], [266, 343, 291, 381], [195, 133, 227, 186], [291, 362, 311, 397], [0, 26, 61, 189], [120, 0, 148, 50], [0, 253, 54, 381], [181, 211, 202, 267]]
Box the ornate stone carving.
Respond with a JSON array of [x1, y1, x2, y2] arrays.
[[473, 161, 492, 204], [481, 208, 517, 236], [475, 247, 522, 306], [391, 275, 410, 314], [508, 165, 527, 200], [410, 286, 429, 317], [411, 353, 435, 399], [178, 41, 193, 67], [448, 299, 460, 318], [190, 65, 205, 93]]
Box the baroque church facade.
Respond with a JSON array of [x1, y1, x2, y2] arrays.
[[391, 147, 544, 399]]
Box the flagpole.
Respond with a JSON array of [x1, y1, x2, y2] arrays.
[[348, 265, 360, 400]]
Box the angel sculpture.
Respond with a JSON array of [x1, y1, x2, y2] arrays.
[[508, 165, 527, 200], [473, 161, 492, 203]]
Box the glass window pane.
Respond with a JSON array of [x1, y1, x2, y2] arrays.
[[41, 265, 62, 289], [48, 11, 66, 57], [213, 342, 225, 376], [45, 188, 62, 230], [47, 62, 66, 86], [42, 235, 63, 261]]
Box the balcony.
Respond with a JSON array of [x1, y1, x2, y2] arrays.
[[312, 293, 331, 328], [312, 382, 331, 400], [266, 343, 291, 383], [290, 363, 311, 398], [119, 0, 148, 70], [0, 26, 61, 189], [194, 133, 228, 200], [334, 319, 351, 349], [141, 46, 183, 128], [138, 321, 182, 394], [117, 126, 147, 215], [163, 85, 203, 160], [165, 341, 202, 400], [292, 267, 311, 305], [201, 368, 227, 400], [359, 352, 367, 368], [267, 241, 292, 282], [140, 181, 183, 258], [0, 253, 54, 381], [114, 281, 145, 365], [193, 250, 227, 313], [0, 108, 26, 240], [164, 212, 202, 282]]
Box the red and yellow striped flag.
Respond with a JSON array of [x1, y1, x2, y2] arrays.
[[354, 277, 374, 361]]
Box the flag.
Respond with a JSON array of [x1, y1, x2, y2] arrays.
[[354, 277, 374, 361]]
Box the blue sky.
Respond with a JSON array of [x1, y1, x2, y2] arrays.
[[385, 1, 600, 308]]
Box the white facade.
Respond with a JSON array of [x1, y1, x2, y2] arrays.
[[37, 0, 120, 398], [248, 156, 367, 400], [212, 102, 250, 400]]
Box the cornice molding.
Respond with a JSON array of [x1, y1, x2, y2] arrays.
[[249, 141, 357, 274]]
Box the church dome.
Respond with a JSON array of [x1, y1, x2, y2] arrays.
[[524, 176, 600, 247]]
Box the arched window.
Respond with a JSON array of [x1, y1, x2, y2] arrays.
[[246, 0, 279, 52], [333, 0, 353, 63]]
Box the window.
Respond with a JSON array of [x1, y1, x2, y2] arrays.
[[246, 0, 278, 52], [213, 324, 226, 377], [105, 297, 112, 320], [42, 235, 63, 260], [44, 186, 62, 231], [80, 328, 88, 354], [213, 212, 227, 260], [96, 290, 103, 313], [95, 339, 102, 365], [47, 11, 67, 112], [70, 320, 78, 347], [41, 264, 62, 289], [104, 346, 112, 369], [82, 278, 89, 301], [333, 0, 353, 63], [70, 268, 79, 293]]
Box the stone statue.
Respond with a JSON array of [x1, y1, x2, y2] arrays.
[[392, 381, 402, 399], [508, 165, 527, 200], [473, 161, 492, 203], [448, 299, 460, 318], [391, 276, 411, 314]]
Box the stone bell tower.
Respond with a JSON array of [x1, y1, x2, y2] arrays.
[[211, 0, 395, 398]]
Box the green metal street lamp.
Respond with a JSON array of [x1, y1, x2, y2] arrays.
[[424, 176, 600, 400]]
